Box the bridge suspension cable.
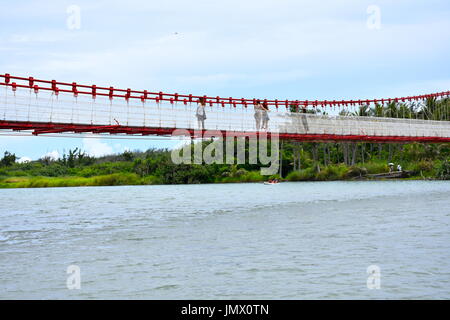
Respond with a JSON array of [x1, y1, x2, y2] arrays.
[[1, 73, 449, 109]]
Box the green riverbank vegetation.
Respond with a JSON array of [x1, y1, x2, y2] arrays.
[[0, 141, 449, 188]]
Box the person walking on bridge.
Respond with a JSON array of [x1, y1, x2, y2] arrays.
[[261, 101, 270, 130], [196, 97, 207, 131], [254, 99, 262, 130]]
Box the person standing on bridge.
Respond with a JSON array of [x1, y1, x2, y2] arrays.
[[254, 99, 263, 130], [196, 97, 207, 131], [261, 101, 270, 130]]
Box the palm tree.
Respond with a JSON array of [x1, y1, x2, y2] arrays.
[[353, 105, 371, 117], [385, 101, 399, 118], [372, 103, 384, 117]]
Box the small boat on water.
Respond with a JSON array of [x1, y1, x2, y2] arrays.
[[264, 179, 280, 185]]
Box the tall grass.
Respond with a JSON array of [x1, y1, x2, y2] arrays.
[[0, 173, 144, 188], [218, 170, 265, 183], [316, 164, 349, 181], [287, 164, 349, 181], [360, 161, 389, 174], [286, 167, 316, 181]]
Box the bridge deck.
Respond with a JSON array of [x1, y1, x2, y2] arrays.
[[1, 80, 449, 143]]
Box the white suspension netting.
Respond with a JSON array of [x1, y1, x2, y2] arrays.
[[1, 86, 450, 138]]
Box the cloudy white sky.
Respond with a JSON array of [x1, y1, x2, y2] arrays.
[[1, 0, 450, 159]]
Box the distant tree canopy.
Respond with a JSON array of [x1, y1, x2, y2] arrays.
[[58, 148, 95, 168], [1, 151, 16, 166], [291, 97, 450, 120]]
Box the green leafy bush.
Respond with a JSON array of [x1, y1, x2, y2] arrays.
[[316, 165, 349, 181], [346, 166, 368, 178], [435, 160, 450, 180], [408, 160, 434, 174], [286, 168, 316, 181], [362, 161, 388, 174]]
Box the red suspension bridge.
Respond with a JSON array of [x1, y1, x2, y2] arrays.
[[1, 74, 449, 143]]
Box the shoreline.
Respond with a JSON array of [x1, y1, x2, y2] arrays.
[[0, 174, 443, 189]]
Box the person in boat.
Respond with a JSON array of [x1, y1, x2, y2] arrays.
[[196, 97, 207, 130], [254, 99, 262, 130], [261, 101, 270, 130], [397, 164, 402, 172]]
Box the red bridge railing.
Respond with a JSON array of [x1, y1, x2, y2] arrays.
[[1, 73, 449, 109]]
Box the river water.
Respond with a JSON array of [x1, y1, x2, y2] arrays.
[[0, 181, 449, 299]]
